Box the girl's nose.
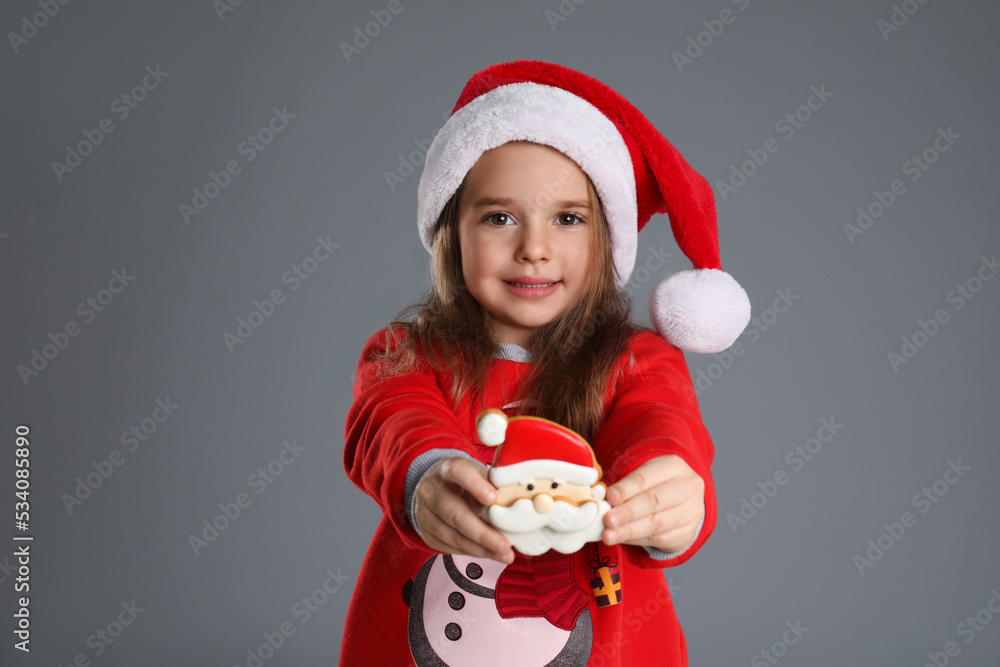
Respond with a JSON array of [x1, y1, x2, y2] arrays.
[[517, 220, 551, 262]]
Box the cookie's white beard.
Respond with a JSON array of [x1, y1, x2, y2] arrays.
[[491, 498, 597, 533], [489, 497, 611, 556]]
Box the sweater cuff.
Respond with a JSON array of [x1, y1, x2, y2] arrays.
[[404, 449, 488, 538], [643, 500, 706, 561]]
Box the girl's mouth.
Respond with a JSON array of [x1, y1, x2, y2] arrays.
[[505, 281, 557, 287], [503, 281, 561, 299]]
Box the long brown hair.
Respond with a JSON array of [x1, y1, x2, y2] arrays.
[[374, 147, 653, 442]]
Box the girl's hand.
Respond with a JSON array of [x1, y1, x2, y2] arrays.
[[413, 457, 515, 564], [602, 455, 705, 553]]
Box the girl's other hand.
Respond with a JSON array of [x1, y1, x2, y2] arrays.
[[602, 455, 705, 553], [413, 457, 515, 564]]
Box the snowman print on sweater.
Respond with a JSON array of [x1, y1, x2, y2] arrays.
[[404, 553, 592, 666]]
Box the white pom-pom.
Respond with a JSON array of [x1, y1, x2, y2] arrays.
[[476, 410, 508, 447], [650, 269, 752, 354]]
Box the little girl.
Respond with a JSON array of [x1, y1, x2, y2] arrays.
[[342, 60, 750, 666]]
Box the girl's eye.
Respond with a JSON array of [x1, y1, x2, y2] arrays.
[[485, 212, 584, 226], [485, 212, 513, 226], [526, 484, 534, 491], [551, 482, 558, 489]]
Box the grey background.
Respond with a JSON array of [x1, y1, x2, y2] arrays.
[[2, 0, 999, 664]]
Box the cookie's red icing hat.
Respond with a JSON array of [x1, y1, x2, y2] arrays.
[[477, 409, 600, 488]]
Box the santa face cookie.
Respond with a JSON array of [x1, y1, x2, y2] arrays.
[[477, 409, 612, 556], [488, 477, 610, 556], [405, 553, 592, 666]]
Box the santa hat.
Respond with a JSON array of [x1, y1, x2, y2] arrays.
[[477, 409, 602, 491], [416, 59, 751, 353]]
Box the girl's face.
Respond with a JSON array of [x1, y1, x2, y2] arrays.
[[457, 141, 596, 347]]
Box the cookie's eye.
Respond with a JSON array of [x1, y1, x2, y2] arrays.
[[551, 483, 559, 489], [526, 484, 534, 491]]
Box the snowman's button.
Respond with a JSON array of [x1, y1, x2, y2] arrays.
[[465, 563, 483, 580], [445, 622, 462, 641], [448, 592, 465, 610]]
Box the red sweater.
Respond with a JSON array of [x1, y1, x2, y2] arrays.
[[341, 327, 717, 666]]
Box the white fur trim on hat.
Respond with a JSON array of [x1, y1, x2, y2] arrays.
[[489, 459, 599, 489], [650, 268, 752, 353], [417, 82, 638, 290]]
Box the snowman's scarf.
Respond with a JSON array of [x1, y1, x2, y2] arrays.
[[493, 550, 590, 631]]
